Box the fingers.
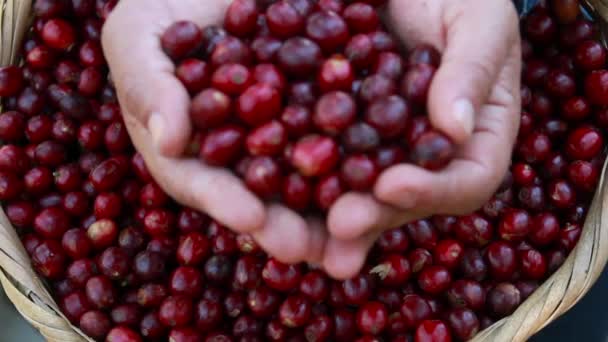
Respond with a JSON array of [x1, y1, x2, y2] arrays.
[[252, 206, 327, 265], [328, 193, 410, 240], [427, 0, 519, 143], [322, 232, 380, 280], [120, 68, 192, 157], [101, 0, 231, 157], [123, 109, 266, 234], [374, 160, 498, 215], [375, 76, 520, 216], [386, 0, 445, 49]]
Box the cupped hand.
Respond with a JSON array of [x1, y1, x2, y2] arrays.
[[102, 0, 327, 266], [324, 0, 522, 279]]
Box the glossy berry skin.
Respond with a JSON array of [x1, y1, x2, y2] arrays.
[[433, 240, 464, 270], [486, 241, 518, 281], [246, 120, 287, 156], [159, 296, 194, 328], [377, 227, 409, 253], [266, 1, 305, 38], [176, 59, 210, 94], [225, 0, 259, 37], [342, 122, 380, 153], [446, 280, 486, 311], [410, 131, 455, 170], [279, 295, 311, 328], [98, 247, 130, 281], [345, 34, 375, 69], [365, 95, 410, 139], [318, 55, 355, 93], [282, 172, 312, 210], [85, 275, 117, 309], [415, 320, 452, 342], [190, 88, 232, 130], [314, 91, 356, 135], [344, 2, 379, 33], [400, 294, 432, 329], [169, 266, 204, 298], [246, 286, 280, 318], [0, 66, 24, 97], [407, 220, 439, 250], [194, 299, 223, 331], [262, 259, 301, 292], [530, 212, 560, 246], [498, 209, 532, 242], [7, 202, 36, 229], [212, 63, 253, 95], [139, 312, 165, 339], [254, 63, 287, 92], [548, 179, 576, 208], [339, 275, 371, 307], [42, 19, 76, 50], [340, 154, 379, 191], [585, 70, 608, 106], [487, 283, 521, 319], [277, 37, 323, 77], [32, 240, 66, 279], [281, 105, 312, 137], [210, 36, 252, 67], [568, 160, 599, 191], [176, 232, 209, 266], [356, 302, 388, 335], [0, 111, 26, 141], [575, 40, 607, 71], [161, 21, 202, 60], [304, 315, 333, 342], [545, 69, 576, 98], [79, 310, 112, 340], [237, 83, 282, 126], [372, 254, 411, 286], [291, 135, 339, 177], [306, 10, 350, 52], [314, 173, 344, 210], [106, 327, 143, 342], [565, 126, 604, 160], [519, 131, 552, 164], [447, 309, 480, 341], [520, 249, 547, 280], [244, 156, 282, 198], [200, 125, 245, 166], [418, 266, 452, 295], [34, 207, 70, 239], [401, 64, 436, 105]]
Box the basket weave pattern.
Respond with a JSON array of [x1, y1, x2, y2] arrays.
[[1, 1, 608, 341]]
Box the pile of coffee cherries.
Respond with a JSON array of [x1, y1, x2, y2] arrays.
[[167, 0, 454, 212], [0, 0, 605, 341]]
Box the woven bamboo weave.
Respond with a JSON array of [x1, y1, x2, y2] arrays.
[[1, 1, 608, 341]]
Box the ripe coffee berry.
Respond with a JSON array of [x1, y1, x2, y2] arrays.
[[2, 2, 607, 342]]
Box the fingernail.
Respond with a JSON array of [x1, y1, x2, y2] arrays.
[[453, 99, 475, 136], [148, 112, 164, 151]]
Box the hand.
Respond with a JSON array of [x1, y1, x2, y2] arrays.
[[323, 0, 522, 279], [102, 0, 327, 265]]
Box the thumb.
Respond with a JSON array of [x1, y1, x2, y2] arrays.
[[117, 64, 192, 158], [102, 5, 193, 157], [428, 0, 518, 143]]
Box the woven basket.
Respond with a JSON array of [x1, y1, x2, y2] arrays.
[[2, 0, 608, 341]]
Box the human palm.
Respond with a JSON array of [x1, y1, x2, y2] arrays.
[[102, 0, 521, 280]]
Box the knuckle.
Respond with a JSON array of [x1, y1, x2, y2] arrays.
[[464, 59, 496, 86], [118, 78, 149, 122], [445, 164, 500, 215]]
